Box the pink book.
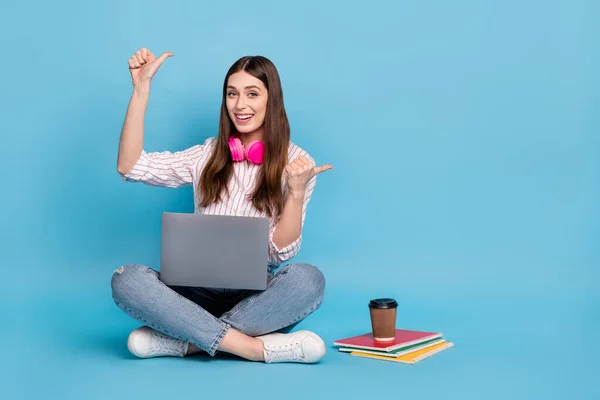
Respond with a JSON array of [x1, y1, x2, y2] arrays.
[[333, 329, 443, 352]]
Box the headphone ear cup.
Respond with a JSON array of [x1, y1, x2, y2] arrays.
[[228, 136, 245, 161], [245, 140, 264, 164]]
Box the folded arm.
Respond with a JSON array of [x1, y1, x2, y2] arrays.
[[120, 145, 206, 187], [117, 82, 150, 175], [269, 174, 316, 263], [117, 82, 209, 188], [269, 154, 333, 264]]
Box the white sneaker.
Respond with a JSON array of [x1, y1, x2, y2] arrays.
[[127, 326, 189, 358], [257, 330, 326, 364]]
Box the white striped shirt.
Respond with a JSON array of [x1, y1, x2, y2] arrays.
[[120, 136, 317, 269]]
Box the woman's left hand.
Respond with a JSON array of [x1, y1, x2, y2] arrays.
[[285, 156, 333, 199]]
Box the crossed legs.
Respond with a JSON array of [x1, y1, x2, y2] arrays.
[[111, 262, 326, 363]]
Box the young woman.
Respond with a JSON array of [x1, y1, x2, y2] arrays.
[[111, 48, 333, 364]]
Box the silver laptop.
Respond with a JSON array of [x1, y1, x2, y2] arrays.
[[159, 212, 269, 290]]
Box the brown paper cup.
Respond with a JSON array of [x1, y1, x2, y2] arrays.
[[369, 298, 398, 341]]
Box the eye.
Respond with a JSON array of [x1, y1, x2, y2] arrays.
[[248, 92, 258, 97], [227, 91, 237, 97]]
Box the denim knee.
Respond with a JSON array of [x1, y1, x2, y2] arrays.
[[285, 263, 326, 301], [111, 264, 158, 309]]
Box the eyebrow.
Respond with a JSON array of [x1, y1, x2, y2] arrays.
[[227, 85, 262, 91]]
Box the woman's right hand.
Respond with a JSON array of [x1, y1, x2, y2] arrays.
[[127, 48, 174, 87]]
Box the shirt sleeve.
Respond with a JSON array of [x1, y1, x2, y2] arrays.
[[268, 171, 317, 265], [119, 138, 214, 188]]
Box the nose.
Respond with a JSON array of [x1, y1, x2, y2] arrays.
[[235, 96, 247, 110]]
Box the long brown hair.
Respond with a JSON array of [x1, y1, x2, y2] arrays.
[[198, 56, 290, 218]]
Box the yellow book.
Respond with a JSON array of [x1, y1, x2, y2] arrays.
[[350, 340, 454, 364]]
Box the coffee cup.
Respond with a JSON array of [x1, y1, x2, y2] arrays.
[[368, 298, 398, 342]]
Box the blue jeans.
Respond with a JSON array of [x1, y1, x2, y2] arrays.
[[111, 262, 326, 356]]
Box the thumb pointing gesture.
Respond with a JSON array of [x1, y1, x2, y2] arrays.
[[285, 156, 334, 196], [154, 52, 174, 67], [128, 48, 174, 87], [311, 163, 334, 177]]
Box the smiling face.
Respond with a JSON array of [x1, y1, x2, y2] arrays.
[[226, 71, 269, 136], [203, 55, 291, 218]]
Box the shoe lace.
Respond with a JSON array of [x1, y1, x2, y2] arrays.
[[265, 342, 303, 362], [152, 331, 186, 356]]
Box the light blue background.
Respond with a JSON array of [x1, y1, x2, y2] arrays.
[[1, 0, 598, 399]]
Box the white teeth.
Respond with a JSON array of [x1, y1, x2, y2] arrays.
[[236, 114, 253, 120]]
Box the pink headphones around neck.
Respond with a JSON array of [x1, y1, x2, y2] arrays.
[[228, 134, 264, 164]]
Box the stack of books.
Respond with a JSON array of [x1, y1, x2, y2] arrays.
[[333, 329, 454, 364]]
